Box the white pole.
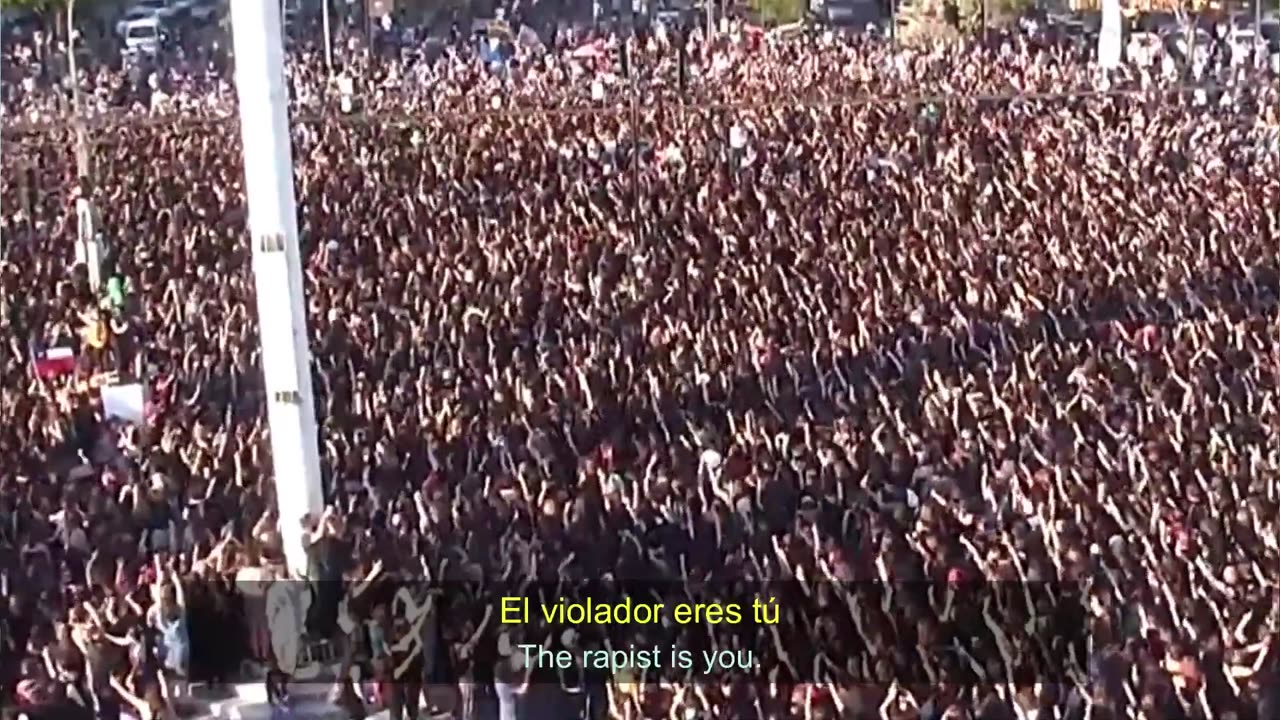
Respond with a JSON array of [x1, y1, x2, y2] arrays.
[[230, 0, 325, 578], [1255, 0, 1263, 67], [67, 0, 103, 292], [1, 11, 4, 260], [66, 0, 88, 174], [0, 10, 6, 262], [1098, 0, 1122, 70], [323, 0, 334, 70]]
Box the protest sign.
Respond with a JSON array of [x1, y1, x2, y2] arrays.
[[101, 382, 147, 425]]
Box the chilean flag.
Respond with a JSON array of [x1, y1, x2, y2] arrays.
[[32, 346, 77, 379]]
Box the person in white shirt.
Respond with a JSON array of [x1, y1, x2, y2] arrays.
[[729, 121, 748, 172], [337, 73, 355, 114], [265, 570, 309, 677]]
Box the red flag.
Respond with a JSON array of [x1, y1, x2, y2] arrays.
[[32, 347, 76, 379]]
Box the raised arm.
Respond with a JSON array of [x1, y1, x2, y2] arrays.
[[110, 674, 153, 718], [170, 570, 186, 611], [351, 559, 384, 601]]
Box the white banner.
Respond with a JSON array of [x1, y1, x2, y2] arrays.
[[1098, 0, 1123, 70], [101, 383, 147, 425]]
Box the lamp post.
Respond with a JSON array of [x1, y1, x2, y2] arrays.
[[323, 0, 334, 70], [1254, 0, 1263, 67], [66, 0, 103, 293], [627, 0, 642, 243], [1, 12, 4, 260], [66, 0, 89, 184]]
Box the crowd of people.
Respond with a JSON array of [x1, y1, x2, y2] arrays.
[[3, 7, 1280, 720], [3, 3, 1276, 127]]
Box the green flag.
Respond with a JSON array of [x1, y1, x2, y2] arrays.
[[107, 277, 125, 308]]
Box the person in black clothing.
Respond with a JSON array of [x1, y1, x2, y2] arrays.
[[419, 587, 455, 709], [186, 567, 245, 689], [581, 638, 609, 720], [386, 611, 424, 720], [184, 578, 218, 686], [460, 602, 501, 720], [304, 509, 348, 641], [265, 664, 290, 713], [518, 624, 571, 720], [556, 629, 586, 720], [0, 593, 27, 708]]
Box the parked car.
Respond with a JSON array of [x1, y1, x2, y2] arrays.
[[121, 16, 165, 55], [654, 7, 685, 25], [116, 6, 157, 35], [821, 0, 881, 27]]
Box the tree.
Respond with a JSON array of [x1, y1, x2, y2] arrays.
[[0, 0, 83, 38], [895, 0, 961, 45], [751, 0, 807, 25], [0, 0, 82, 20], [1, 0, 95, 177], [896, 0, 1030, 44], [0, 0, 118, 35]]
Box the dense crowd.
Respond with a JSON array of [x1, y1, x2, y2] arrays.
[[3, 11, 1280, 720], [3, 9, 1276, 126]]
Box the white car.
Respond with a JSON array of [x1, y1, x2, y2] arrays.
[[121, 16, 164, 55], [116, 6, 157, 35]]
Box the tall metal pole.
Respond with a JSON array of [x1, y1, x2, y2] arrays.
[[323, 0, 334, 70], [623, 0, 648, 265], [1255, 0, 1264, 67], [629, 1, 641, 247], [66, 0, 102, 292], [1, 11, 4, 261], [230, 0, 325, 577], [66, 0, 88, 179]]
